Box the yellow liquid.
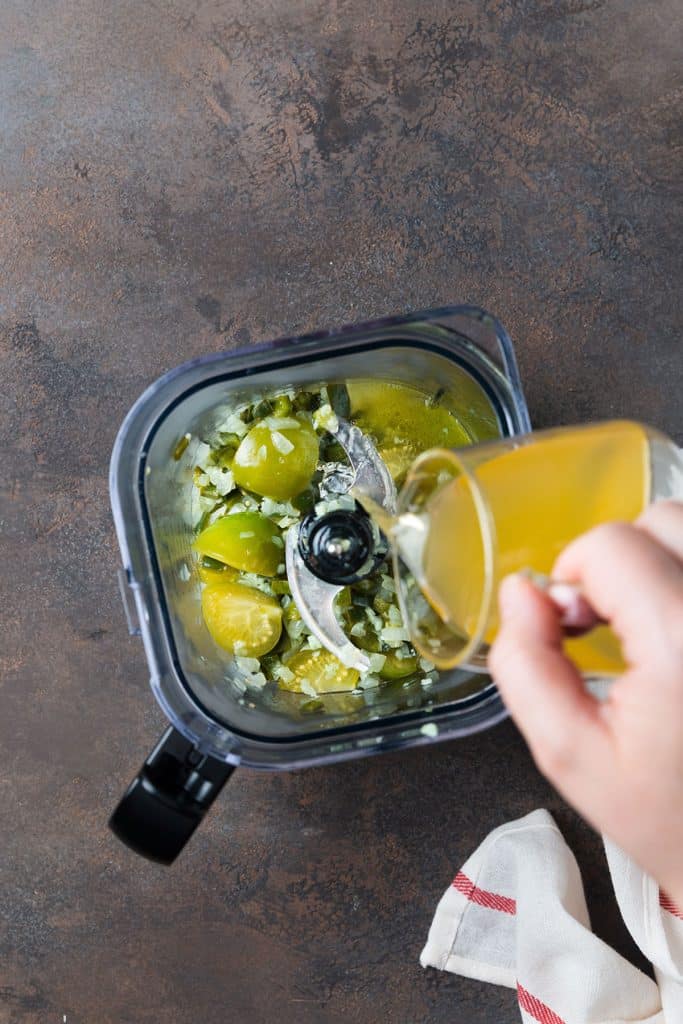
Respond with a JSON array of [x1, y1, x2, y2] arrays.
[[419, 421, 650, 673], [346, 379, 476, 486]]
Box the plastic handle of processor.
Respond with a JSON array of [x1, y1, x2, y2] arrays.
[[109, 726, 235, 865], [486, 313, 531, 434]]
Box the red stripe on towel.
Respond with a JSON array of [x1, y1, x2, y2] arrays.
[[452, 871, 516, 915], [660, 889, 683, 920], [517, 983, 566, 1024]]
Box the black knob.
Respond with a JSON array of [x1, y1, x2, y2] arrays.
[[299, 508, 386, 585]]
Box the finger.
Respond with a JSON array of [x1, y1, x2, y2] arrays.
[[489, 574, 611, 782], [553, 522, 683, 667], [636, 500, 683, 565]]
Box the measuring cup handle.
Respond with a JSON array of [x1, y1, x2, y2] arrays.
[[109, 726, 235, 864]]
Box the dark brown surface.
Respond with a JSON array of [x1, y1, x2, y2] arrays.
[[1, 1, 681, 1021]]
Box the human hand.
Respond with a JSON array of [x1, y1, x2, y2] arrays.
[[489, 501, 683, 904]]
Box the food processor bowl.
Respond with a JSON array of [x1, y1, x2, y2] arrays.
[[109, 305, 530, 862]]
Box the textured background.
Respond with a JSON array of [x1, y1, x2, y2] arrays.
[[1, 1, 681, 1021]]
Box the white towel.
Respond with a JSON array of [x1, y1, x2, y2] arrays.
[[421, 810, 683, 1023]]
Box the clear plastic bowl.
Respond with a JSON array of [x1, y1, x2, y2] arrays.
[[109, 305, 530, 862]]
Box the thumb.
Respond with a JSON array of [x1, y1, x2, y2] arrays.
[[489, 574, 609, 781]]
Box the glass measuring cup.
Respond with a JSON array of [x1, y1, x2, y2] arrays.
[[374, 421, 683, 675]]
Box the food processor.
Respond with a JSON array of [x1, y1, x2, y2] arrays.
[[109, 305, 531, 863]]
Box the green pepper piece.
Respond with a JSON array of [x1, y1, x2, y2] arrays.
[[321, 439, 348, 464], [328, 382, 351, 419], [300, 698, 325, 714], [353, 578, 375, 595], [283, 601, 301, 624], [199, 483, 219, 498], [344, 604, 367, 624], [379, 650, 419, 680], [172, 434, 190, 460], [259, 652, 280, 678], [218, 431, 242, 448], [195, 502, 222, 534], [201, 555, 226, 570], [253, 398, 273, 420], [355, 630, 381, 653], [272, 394, 292, 417], [271, 579, 291, 595], [292, 487, 316, 513], [209, 444, 238, 469], [293, 391, 320, 412]]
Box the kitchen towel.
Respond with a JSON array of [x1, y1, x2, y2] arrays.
[[420, 809, 683, 1023]]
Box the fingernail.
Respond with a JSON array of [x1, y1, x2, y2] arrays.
[[547, 582, 603, 634], [518, 567, 550, 590]]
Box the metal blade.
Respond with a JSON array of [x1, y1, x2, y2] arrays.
[[284, 416, 396, 671], [285, 529, 371, 672]]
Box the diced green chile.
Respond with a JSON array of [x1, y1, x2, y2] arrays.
[[201, 555, 226, 570], [379, 650, 419, 680], [293, 391, 320, 411], [292, 487, 316, 513], [300, 699, 325, 714], [272, 394, 292, 417], [320, 439, 348, 464], [253, 399, 274, 419], [328, 382, 351, 419], [355, 630, 381, 653], [173, 434, 190, 460]]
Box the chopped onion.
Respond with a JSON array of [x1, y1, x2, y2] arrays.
[[271, 430, 295, 455], [381, 625, 409, 646], [313, 403, 339, 433], [365, 607, 383, 632], [204, 465, 235, 495], [263, 416, 301, 431], [215, 411, 250, 438], [262, 497, 298, 517], [235, 656, 261, 673]]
